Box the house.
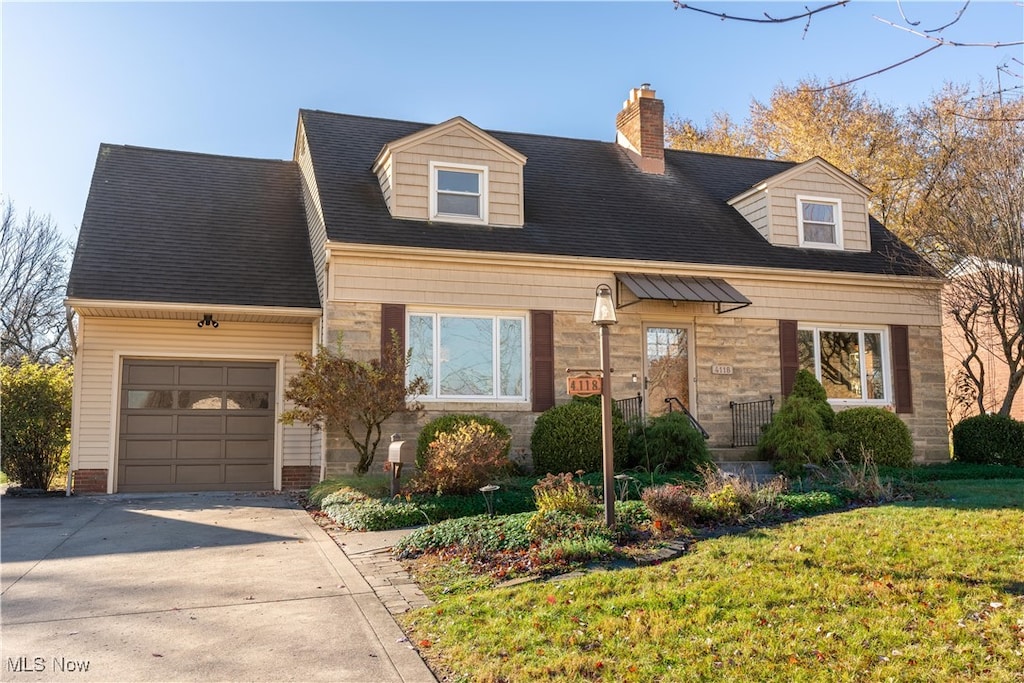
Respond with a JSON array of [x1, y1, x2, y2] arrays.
[[65, 85, 949, 494]]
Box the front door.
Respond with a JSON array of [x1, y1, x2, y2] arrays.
[[644, 326, 692, 417]]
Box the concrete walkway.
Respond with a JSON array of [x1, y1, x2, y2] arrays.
[[1, 492, 436, 682]]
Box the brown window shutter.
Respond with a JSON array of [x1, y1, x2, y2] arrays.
[[531, 310, 555, 412], [891, 325, 913, 414], [381, 304, 406, 358], [779, 320, 799, 397]]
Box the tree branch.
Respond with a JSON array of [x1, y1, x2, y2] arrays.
[[672, 1, 849, 24], [808, 44, 943, 91]]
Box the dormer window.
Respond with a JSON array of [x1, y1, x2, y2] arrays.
[[798, 196, 843, 249], [430, 161, 488, 223]]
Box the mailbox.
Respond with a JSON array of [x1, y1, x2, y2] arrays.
[[387, 433, 416, 496], [388, 434, 416, 465]]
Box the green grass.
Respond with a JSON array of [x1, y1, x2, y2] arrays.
[[879, 461, 1024, 482], [401, 480, 1024, 682]]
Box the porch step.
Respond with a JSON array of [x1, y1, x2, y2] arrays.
[[709, 447, 758, 462], [714, 460, 778, 483]]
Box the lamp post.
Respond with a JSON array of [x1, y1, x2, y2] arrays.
[[592, 283, 618, 527]]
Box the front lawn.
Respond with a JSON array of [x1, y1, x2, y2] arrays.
[[400, 479, 1024, 682]]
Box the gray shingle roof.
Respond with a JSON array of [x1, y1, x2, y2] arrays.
[[300, 109, 929, 277], [68, 144, 320, 309]]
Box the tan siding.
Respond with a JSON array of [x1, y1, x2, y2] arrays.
[[389, 129, 524, 227], [330, 254, 942, 328], [377, 155, 394, 212], [731, 191, 770, 241], [295, 121, 328, 302], [768, 167, 871, 252], [71, 317, 317, 483]]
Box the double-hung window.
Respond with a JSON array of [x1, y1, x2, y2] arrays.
[[430, 162, 487, 223], [797, 196, 842, 249], [797, 326, 888, 403], [407, 312, 526, 401]]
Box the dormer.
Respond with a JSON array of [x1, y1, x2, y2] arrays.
[[371, 117, 527, 228], [728, 157, 873, 252]]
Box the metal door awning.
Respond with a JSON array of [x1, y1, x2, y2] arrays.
[[616, 273, 752, 314]]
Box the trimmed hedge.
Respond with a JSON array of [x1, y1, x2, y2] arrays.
[[628, 411, 711, 473], [833, 407, 914, 467], [952, 414, 1024, 467], [530, 399, 629, 474]]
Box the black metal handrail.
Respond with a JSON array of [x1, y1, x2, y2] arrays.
[[664, 397, 709, 439], [729, 396, 775, 447], [613, 392, 644, 426]]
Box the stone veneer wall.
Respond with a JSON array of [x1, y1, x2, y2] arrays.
[[322, 302, 949, 473]]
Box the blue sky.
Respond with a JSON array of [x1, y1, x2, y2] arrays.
[[2, 1, 1021, 241]]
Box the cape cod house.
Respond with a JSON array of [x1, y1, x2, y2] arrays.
[[65, 85, 949, 494]]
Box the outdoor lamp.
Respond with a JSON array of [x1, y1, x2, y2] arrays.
[[479, 485, 500, 518], [592, 284, 617, 325]]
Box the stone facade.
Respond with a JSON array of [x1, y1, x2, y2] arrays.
[[321, 302, 950, 473]]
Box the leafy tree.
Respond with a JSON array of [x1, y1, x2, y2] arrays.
[[1, 359, 73, 489], [280, 333, 428, 475], [1, 199, 72, 364]]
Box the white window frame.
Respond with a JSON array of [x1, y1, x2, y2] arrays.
[[429, 161, 488, 224], [407, 310, 527, 402], [796, 195, 844, 250], [798, 325, 891, 406]]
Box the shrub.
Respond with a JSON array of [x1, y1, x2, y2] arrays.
[[790, 369, 836, 431], [0, 360, 73, 490], [532, 472, 597, 516], [757, 396, 834, 477], [833, 407, 914, 467], [614, 499, 652, 529], [777, 490, 844, 514], [525, 510, 613, 543], [531, 399, 629, 474], [640, 484, 694, 526], [953, 414, 1024, 467], [322, 498, 426, 531], [410, 421, 512, 495], [628, 411, 712, 473], [395, 512, 534, 557], [416, 414, 511, 470]]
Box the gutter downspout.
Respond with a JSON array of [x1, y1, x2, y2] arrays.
[[65, 305, 78, 497]]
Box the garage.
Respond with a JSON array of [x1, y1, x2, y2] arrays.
[[118, 359, 277, 492]]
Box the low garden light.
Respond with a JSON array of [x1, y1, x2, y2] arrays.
[[592, 283, 617, 527], [479, 484, 500, 518]]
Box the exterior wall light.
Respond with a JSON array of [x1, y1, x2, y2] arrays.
[[198, 314, 219, 329]]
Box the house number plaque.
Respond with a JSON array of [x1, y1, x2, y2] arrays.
[[711, 365, 734, 375], [567, 375, 603, 397]]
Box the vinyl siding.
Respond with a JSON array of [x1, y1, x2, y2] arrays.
[[330, 252, 942, 328], [389, 131, 524, 227], [71, 317, 318, 484], [295, 120, 329, 302], [731, 190, 770, 241], [767, 167, 871, 252]]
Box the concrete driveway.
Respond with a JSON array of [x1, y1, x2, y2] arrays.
[[1, 492, 435, 682]]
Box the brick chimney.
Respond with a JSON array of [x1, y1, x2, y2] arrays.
[[615, 84, 665, 175]]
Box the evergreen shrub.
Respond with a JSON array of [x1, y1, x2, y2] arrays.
[[952, 414, 1024, 467], [833, 406, 914, 467]]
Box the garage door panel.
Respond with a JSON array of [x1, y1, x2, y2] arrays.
[[126, 365, 175, 385], [226, 415, 275, 435], [178, 366, 227, 386], [175, 464, 225, 485], [121, 464, 173, 486], [124, 415, 175, 434], [225, 464, 274, 484], [177, 415, 226, 434], [225, 440, 274, 459], [176, 440, 224, 459], [119, 360, 276, 493], [121, 439, 174, 460], [227, 367, 275, 387]]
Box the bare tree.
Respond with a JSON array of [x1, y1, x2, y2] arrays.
[[1, 199, 72, 364], [672, 1, 1023, 95], [912, 92, 1024, 417]]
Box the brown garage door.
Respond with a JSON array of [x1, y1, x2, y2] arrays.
[[118, 360, 276, 492]]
